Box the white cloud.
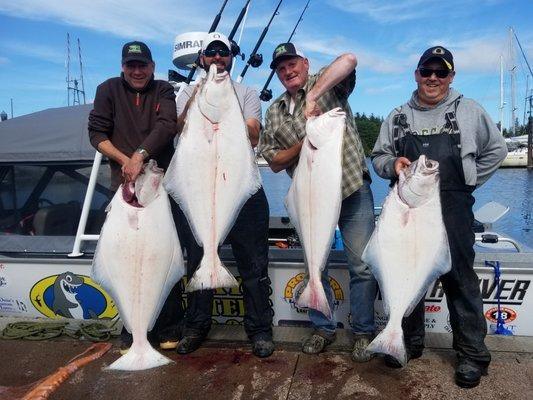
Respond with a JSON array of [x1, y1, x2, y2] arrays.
[[297, 35, 410, 74], [0, 0, 298, 45], [2, 41, 65, 64], [364, 83, 403, 95], [0, 1, 211, 43], [327, 0, 497, 24]]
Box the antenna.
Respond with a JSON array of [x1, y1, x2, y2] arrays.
[[77, 38, 86, 104], [66, 33, 86, 106]]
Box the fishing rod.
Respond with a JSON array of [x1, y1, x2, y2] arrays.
[[228, 0, 252, 60], [260, 0, 310, 101], [185, 0, 230, 84], [235, 0, 283, 83], [228, 0, 251, 41]]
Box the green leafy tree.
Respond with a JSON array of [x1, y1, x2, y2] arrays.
[[355, 114, 383, 155]]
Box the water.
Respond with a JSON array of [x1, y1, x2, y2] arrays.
[[260, 159, 533, 249]]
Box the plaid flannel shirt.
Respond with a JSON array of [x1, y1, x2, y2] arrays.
[[259, 68, 368, 199]]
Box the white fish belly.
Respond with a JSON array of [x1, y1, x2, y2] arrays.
[[363, 187, 451, 319], [163, 77, 260, 290], [92, 189, 184, 338], [287, 137, 343, 277]]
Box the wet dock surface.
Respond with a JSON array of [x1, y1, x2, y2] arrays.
[[0, 325, 532, 400]]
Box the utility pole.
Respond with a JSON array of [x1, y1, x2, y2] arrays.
[[10, 98, 13, 118]]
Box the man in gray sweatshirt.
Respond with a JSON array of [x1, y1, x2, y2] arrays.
[[371, 46, 507, 388]]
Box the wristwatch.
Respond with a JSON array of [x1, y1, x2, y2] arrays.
[[136, 147, 149, 159]]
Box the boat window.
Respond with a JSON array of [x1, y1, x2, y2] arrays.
[[0, 164, 112, 238]]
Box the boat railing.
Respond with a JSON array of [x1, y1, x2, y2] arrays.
[[476, 233, 523, 252], [69, 152, 103, 257]]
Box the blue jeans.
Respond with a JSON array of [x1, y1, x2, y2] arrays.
[[308, 180, 377, 336]]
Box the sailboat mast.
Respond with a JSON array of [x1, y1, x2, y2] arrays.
[[500, 55, 504, 135], [509, 27, 517, 136]]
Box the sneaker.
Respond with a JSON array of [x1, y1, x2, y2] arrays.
[[176, 335, 205, 355], [455, 360, 488, 388], [160, 339, 179, 350], [119, 340, 132, 355], [158, 326, 182, 350], [351, 334, 374, 363], [384, 348, 423, 368], [251, 339, 275, 358], [302, 333, 335, 355]]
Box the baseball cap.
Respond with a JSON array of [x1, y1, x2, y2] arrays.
[[202, 32, 231, 52], [418, 46, 454, 71], [270, 42, 306, 69], [122, 41, 153, 64]]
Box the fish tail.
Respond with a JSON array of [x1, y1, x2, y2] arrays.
[[107, 343, 173, 371], [366, 325, 407, 366], [186, 256, 238, 292], [296, 278, 331, 318]]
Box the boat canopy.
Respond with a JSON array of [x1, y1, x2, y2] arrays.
[[0, 104, 95, 164]]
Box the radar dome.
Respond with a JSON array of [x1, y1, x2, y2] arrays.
[[173, 32, 206, 70]]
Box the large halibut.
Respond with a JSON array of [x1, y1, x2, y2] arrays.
[[92, 160, 184, 371], [286, 108, 346, 318], [362, 155, 451, 365], [164, 64, 261, 291]]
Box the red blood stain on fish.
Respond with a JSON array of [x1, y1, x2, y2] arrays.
[[128, 211, 139, 230]]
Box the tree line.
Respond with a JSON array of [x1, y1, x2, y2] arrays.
[[354, 112, 383, 156]]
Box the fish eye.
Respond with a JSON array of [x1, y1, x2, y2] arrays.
[[66, 275, 72, 282]]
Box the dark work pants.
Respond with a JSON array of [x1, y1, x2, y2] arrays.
[[121, 196, 185, 344], [401, 190, 491, 367], [179, 187, 273, 341]]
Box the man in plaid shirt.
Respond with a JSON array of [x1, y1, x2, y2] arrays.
[[259, 43, 377, 362]]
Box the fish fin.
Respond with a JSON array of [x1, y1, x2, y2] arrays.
[[296, 278, 332, 318], [366, 326, 407, 366], [186, 256, 238, 292], [107, 344, 173, 371]]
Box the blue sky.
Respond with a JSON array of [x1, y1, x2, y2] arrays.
[[0, 0, 532, 128]]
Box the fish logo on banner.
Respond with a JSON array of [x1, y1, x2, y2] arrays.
[[30, 271, 117, 319], [284, 273, 344, 313]]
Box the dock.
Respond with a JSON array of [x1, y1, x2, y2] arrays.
[[1, 321, 531, 400]]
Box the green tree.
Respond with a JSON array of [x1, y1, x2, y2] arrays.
[[355, 114, 383, 155]]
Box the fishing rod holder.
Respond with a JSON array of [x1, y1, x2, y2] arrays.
[[230, 41, 245, 61], [260, 88, 273, 102], [249, 53, 263, 68]]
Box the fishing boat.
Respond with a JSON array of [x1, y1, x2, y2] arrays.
[[1, 104, 532, 338], [501, 140, 529, 167]]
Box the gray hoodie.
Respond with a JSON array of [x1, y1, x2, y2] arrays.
[[371, 88, 507, 187]]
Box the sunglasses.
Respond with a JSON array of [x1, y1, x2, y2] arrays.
[[418, 68, 451, 79], [203, 48, 230, 57]]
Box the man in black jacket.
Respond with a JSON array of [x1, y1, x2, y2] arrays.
[[88, 41, 183, 353]]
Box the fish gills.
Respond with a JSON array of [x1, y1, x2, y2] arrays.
[[164, 64, 261, 292], [92, 160, 184, 371], [285, 108, 346, 318], [362, 155, 451, 365]]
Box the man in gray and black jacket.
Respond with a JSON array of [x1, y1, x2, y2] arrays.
[[88, 40, 183, 353], [372, 46, 507, 388]]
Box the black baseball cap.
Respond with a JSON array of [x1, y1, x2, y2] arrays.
[[418, 46, 454, 71], [122, 41, 153, 64], [270, 42, 306, 69]]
